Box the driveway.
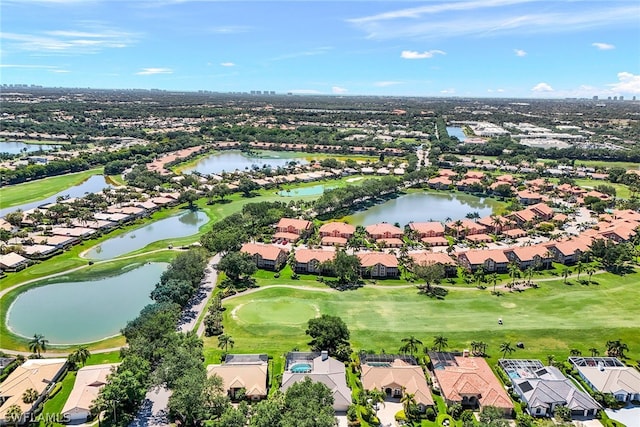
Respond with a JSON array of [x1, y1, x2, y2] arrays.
[[606, 405, 640, 427], [376, 400, 402, 427]]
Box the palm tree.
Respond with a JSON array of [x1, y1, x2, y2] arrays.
[[606, 339, 629, 358], [585, 265, 596, 284], [569, 349, 582, 356], [28, 334, 48, 357], [6, 404, 22, 427], [367, 389, 385, 415], [491, 215, 504, 235], [489, 273, 499, 293], [562, 267, 570, 284], [589, 347, 600, 357], [399, 336, 423, 355], [217, 334, 235, 352], [433, 335, 449, 352], [470, 340, 481, 356], [69, 346, 91, 367], [525, 266, 534, 285], [400, 392, 417, 419], [508, 262, 519, 288], [575, 261, 584, 281], [547, 354, 555, 366], [22, 388, 38, 404], [500, 342, 515, 359]]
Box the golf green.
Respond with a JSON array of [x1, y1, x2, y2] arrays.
[[232, 298, 319, 326]]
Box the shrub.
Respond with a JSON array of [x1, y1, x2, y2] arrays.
[[426, 407, 436, 421], [48, 382, 63, 399]]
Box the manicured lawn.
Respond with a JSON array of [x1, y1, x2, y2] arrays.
[[0, 168, 103, 207], [572, 178, 632, 199], [204, 269, 640, 364], [40, 370, 76, 424]]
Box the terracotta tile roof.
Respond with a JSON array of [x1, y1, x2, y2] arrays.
[[357, 252, 398, 268], [505, 245, 551, 262], [459, 249, 509, 265], [319, 222, 355, 236], [365, 223, 403, 237], [241, 243, 287, 261], [321, 236, 348, 246], [276, 218, 312, 232], [362, 359, 434, 407], [431, 354, 513, 411], [294, 249, 335, 264], [62, 364, 119, 415], [410, 252, 456, 266], [408, 222, 445, 235], [421, 236, 449, 246], [466, 234, 493, 243]]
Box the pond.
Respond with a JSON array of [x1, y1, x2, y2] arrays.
[[183, 150, 308, 175], [346, 192, 499, 226], [0, 141, 62, 155], [6, 262, 167, 344], [85, 210, 208, 260], [0, 175, 112, 218], [446, 126, 467, 141], [277, 184, 335, 197]]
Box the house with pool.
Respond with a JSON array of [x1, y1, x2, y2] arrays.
[[498, 359, 599, 418], [281, 351, 351, 411], [569, 357, 640, 403]]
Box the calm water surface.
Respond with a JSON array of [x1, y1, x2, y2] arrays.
[[347, 192, 498, 226], [6, 263, 167, 344], [85, 210, 207, 260], [0, 175, 112, 218], [184, 150, 308, 175]]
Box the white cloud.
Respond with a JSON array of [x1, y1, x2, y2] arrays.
[[136, 67, 173, 75], [440, 88, 456, 94], [0, 26, 138, 54], [374, 81, 403, 87], [348, 2, 640, 40], [592, 42, 615, 50], [332, 86, 348, 94], [208, 26, 251, 34], [608, 72, 640, 94], [531, 82, 554, 92], [271, 47, 332, 62], [401, 50, 445, 59], [220, 62, 235, 67], [514, 49, 527, 57], [50, 69, 70, 73], [487, 88, 505, 93]]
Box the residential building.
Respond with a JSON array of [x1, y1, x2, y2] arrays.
[[275, 218, 313, 242], [294, 249, 334, 274], [0, 252, 29, 272], [361, 354, 434, 411], [457, 249, 509, 272], [0, 359, 67, 424], [357, 252, 399, 278], [281, 351, 351, 411], [504, 245, 553, 269], [498, 359, 599, 418], [240, 243, 288, 270], [62, 364, 119, 423], [569, 357, 640, 402], [429, 352, 513, 415], [410, 252, 457, 276], [207, 354, 269, 401]]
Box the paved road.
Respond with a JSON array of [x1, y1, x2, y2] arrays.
[[129, 254, 219, 427]]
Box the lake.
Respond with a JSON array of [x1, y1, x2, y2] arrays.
[[347, 192, 499, 226], [183, 150, 308, 175], [85, 210, 208, 260], [446, 126, 467, 141], [0, 141, 62, 155], [0, 175, 112, 218], [277, 184, 335, 197], [6, 263, 167, 344]]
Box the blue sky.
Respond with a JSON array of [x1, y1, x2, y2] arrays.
[[2, 0, 639, 98]]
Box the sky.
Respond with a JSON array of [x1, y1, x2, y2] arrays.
[[1, 0, 640, 98]]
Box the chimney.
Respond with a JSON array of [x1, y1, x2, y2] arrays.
[[321, 350, 328, 361]]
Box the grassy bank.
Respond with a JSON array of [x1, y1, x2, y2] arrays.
[[0, 167, 103, 208], [0, 252, 176, 351]]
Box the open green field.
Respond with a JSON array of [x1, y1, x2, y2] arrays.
[[0, 168, 103, 207], [204, 269, 640, 364]]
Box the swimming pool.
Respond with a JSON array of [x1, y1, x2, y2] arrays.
[[290, 363, 312, 373]]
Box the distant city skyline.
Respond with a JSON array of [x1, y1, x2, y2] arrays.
[[1, 0, 639, 98]]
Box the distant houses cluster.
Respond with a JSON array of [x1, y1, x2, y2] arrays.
[[239, 207, 640, 279], [0, 190, 182, 273]]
